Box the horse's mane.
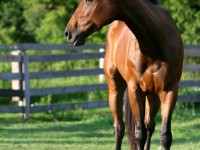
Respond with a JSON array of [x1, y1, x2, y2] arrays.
[[149, 0, 158, 5]]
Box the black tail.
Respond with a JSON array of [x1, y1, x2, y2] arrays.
[[124, 88, 137, 150]]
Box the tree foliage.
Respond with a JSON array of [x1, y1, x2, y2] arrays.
[[0, 0, 199, 44], [159, 0, 200, 44]]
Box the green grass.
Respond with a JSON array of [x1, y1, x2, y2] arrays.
[[0, 106, 200, 150]]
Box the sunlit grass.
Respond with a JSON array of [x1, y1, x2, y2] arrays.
[[0, 106, 200, 150]]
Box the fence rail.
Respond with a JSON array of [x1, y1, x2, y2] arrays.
[[0, 44, 199, 119]]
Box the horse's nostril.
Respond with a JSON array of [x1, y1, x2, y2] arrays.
[[64, 30, 72, 41], [64, 30, 69, 37]]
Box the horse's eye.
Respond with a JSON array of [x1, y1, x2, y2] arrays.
[[85, 0, 93, 3]]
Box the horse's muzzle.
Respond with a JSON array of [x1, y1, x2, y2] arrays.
[[64, 30, 85, 46]]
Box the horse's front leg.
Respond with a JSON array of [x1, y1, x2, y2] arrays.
[[106, 72, 126, 150], [158, 84, 178, 150], [128, 84, 147, 150]]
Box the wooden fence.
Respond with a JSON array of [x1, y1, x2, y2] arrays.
[[0, 44, 200, 119]]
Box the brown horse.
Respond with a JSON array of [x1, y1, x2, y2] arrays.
[[105, 20, 161, 150], [65, 0, 184, 150]]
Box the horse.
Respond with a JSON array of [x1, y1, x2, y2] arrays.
[[64, 0, 184, 150], [105, 20, 161, 150]]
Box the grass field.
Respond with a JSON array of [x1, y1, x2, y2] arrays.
[[0, 105, 200, 150]]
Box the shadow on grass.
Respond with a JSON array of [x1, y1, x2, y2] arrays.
[[0, 120, 115, 145], [0, 111, 115, 145]]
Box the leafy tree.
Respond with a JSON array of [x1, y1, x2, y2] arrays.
[[0, 0, 107, 44], [0, 0, 199, 44], [0, 0, 28, 43]]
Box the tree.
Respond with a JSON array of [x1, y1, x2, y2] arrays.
[[0, 0, 29, 43], [0, 0, 199, 44], [0, 0, 107, 44]]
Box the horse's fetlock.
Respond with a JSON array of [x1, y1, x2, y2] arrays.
[[113, 121, 125, 139], [135, 130, 143, 143], [160, 130, 172, 148]]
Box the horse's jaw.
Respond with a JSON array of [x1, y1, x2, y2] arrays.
[[72, 35, 86, 46]]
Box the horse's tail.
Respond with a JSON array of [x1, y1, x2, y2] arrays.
[[124, 88, 137, 150]]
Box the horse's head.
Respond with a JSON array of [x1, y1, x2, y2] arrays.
[[65, 0, 117, 46]]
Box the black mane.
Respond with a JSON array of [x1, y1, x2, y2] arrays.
[[149, 0, 158, 5]]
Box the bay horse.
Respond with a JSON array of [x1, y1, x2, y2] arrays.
[[65, 0, 184, 150], [106, 20, 161, 150]]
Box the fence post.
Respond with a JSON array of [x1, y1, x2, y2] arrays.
[[11, 50, 24, 106], [22, 53, 30, 119], [99, 48, 105, 82]]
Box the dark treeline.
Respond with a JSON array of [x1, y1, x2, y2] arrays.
[[0, 0, 199, 44]]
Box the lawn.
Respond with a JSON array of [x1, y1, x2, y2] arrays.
[[0, 106, 200, 150]]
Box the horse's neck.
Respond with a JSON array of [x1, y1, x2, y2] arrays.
[[117, 0, 169, 56]]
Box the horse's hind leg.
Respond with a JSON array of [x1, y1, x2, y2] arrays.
[[144, 93, 160, 150], [105, 70, 126, 150], [158, 84, 178, 150]]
